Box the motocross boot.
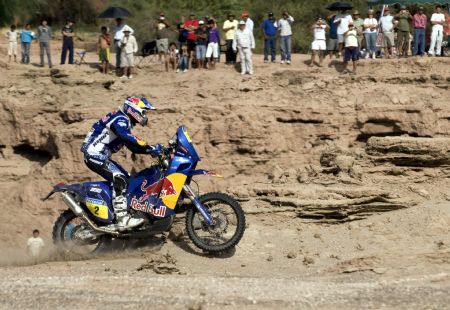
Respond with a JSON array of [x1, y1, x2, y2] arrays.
[[109, 195, 144, 231]]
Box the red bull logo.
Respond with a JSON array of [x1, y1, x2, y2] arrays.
[[130, 198, 167, 217], [139, 178, 177, 202]]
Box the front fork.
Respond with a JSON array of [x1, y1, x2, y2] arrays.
[[183, 184, 212, 225]]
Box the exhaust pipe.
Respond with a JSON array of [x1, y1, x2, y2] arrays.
[[61, 192, 120, 237]]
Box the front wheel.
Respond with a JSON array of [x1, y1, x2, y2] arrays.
[[186, 192, 246, 253]]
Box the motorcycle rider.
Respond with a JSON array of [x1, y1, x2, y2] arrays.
[[81, 96, 162, 231]]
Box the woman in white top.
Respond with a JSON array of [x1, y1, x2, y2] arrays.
[[363, 9, 378, 59], [428, 5, 446, 56], [310, 17, 328, 67]]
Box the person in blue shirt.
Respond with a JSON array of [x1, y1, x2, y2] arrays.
[[20, 24, 35, 64], [261, 12, 278, 63], [327, 14, 339, 58]]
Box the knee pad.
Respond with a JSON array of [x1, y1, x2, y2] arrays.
[[113, 173, 128, 193]]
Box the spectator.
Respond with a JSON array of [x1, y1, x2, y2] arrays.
[[310, 17, 328, 67], [233, 20, 255, 75], [60, 20, 75, 65], [206, 19, 220, 69], [334, 9, 353, 55], [412, 7, 427, 56], [261, 12, 278, 63], [20, 23, 35, 64], [363, 9, 378, 59], [167, 42, 179, 72], [27, 229, 45, 260], [98, 26, 111, 74], [444, 8, 450, 39], [380, 7, 396, 58], [342, 21, 359, 74], [178, 44, 189, 72], [278, 11, 294, 64], [195, 20, 208, 69], [327, 14, 339, 58], [119, 26, 138, 79], [182, 13, 199, 64], [155, 15, 170, 65], [428, 5, 446, 56], [395, 6, 412, 57], [38, 20, 52, 68], [5, 24, 19, 63], [223, 14, 239, 64], [113, 18, 134, 71], [177, 19, 188, 48], [352, 10, 364, 48], [242, 12, 254, 33]]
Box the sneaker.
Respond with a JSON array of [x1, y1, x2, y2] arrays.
[[128, 75, 133, 79], [286, 60, 291, 65], [271, 60, 276, 63], [183, 69, 188, 72], [264, 60, 268, 63], [241, 72, 246, 75], [372, 54, 376, 60], [280, 60, 285, 64], [176, 69, 180, 73], [249, 71, 254, 75], [120, 75, 127, 79]]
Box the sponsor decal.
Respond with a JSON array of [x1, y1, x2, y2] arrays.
[[139, 178, 177, 203], [117, 121, 127, 127], [130, 198, 167, 217], [127, 107, 142, 122], [89, 187, 103, 193], [86, 197, 105, 205]]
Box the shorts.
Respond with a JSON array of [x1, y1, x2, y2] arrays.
[[157, 38, 168, 53], [206, 42, 219, 58], [99, 48, 110, 62], [120, 52, 134, 67], [187, 40, 196, 53], [338, 34, 345, 43], [8, 42, 17, 56], [344, 47, 359, 61], [327, 38, 338, 51], [196, 44, 207, 60], [312, 40, 326, 51], [383, 32, 395, 48]]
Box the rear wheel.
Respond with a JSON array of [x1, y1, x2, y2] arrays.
[[186, 192, 245, 253]]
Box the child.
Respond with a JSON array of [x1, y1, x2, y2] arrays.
[[120, 26, 138, 79], [206, 19, 220, 69], [6, 25, 19, 63], [20, 23, 35, 64], [310, 17, 328, 67], [98, 26, 111, 74], [178, 44, 189, 72], [167, 42, 179, 72], [343, 21, 359, 74]]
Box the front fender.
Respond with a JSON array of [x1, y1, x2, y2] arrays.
[[187, 169, 223, 178]]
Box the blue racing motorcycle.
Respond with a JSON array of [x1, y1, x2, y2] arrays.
[[44, 126, 246, 255]]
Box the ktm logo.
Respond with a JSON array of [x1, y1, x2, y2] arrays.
[[139, 179, 177, 202]]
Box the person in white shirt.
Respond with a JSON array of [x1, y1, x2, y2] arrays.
[[242, 12, 254, 33], [379, 8, 396, 58], [334, 9, 353, 54], [120, 26, 138, 79], [278, 11, 294, 64], [363, 9, 378, 59], [27, 229, 45, 260], [233, 21, 255, 75], [5, 24, 19, 63], [343, 22, 359, 74], [310, 17, 328, 67], [428, 5, 446, 56], [114, 18, 134, 70]]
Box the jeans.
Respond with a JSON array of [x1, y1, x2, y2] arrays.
[[61, 38, 74, 64], [21, 42, 31, 64], [40, 42, 52, 67], [196, 44, 207, 60], [364, 32, 377, 55], [178, 55, 189, 70], [280, 35, 292, 61], [264, 36, 276, 61], [429, 27, 443, 55], [225, 39, 237, 63], [413, 28, 426, 55]]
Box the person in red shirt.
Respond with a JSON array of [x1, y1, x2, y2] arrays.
[[412, 7, 427, 56], [182, 13, 199, 62]]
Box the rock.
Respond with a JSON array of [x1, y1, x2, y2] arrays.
[[266, 255, 273, 262], [286, 251, 297, 259], [59, 111, 83, 124], [303, 256, 315, 265], [168, 226, 184, 242], [302, 82, 315, 91], [196, 92, 207, 98]]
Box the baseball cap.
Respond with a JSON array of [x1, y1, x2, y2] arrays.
[[268, 12, 274, 16], [199, 20, 204, 25], [239, 20, 246, 25]]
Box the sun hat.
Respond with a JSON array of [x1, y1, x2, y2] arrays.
[[239, 20, 246, 25], [122, 25, 132, 32]]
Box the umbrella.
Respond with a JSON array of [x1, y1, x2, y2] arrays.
[[326, 2, 353, 11], [98, 6, 132, 19]]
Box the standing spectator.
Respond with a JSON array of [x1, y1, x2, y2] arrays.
[[412, 7, 427, 56], [242, 12, 254, 33], [233, 20, 255, 75], [98, 26, 111, 74], [38, 20, 52, 68], [327, 14, 339, 58], [363, 9, 378, 59], [60, 20, 75, 65], [27, 229, 45, 261], [155, 15, 170, 65], [177, 19, 188, 48], [113, 18, 134, 71], [167, 42, 179, 72], [334, 9, 353, 55], [206, 19, 220, 69], [20, 24, 35, 64], [380, 7, 396, 58], [310, 17, 328, 67], [395, 6, 412, 57], [278, 11, 294, 64], [5, 25, 19, 63], [342, 21, 359, 74], [119, 26, 138, 79], [352, 11, 364, 48], [182, 13, 199, 64], [444, 9, 450, 39], [428, 5, 446, 56], [261, 12, 278, 63], [178, 44, 189, 72], [195, 20, 208, 69], [223, 14, 239, 64]]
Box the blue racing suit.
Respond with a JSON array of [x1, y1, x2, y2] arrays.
[[81, 109, 160, 196]]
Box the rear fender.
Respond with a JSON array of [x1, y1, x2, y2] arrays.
[[187, 169, 223, 178], [42, 183, 84, 201]]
